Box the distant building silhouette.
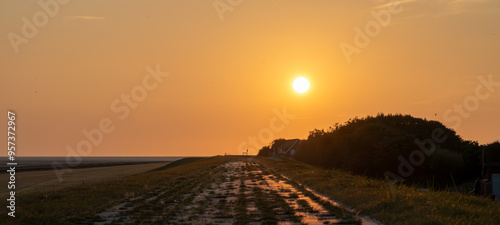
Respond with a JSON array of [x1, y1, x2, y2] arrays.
[[272, 139, 301, 158], [478, 162, 500, 201]]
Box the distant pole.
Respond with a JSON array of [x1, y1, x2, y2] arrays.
[[481, 148, 485, 177]]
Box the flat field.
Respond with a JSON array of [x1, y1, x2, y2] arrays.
[[0, 162, 169, 196]]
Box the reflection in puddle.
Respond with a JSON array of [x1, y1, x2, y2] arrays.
[[94, 160, 360, 224]]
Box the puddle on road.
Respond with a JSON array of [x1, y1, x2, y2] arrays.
[[92, 160, 360, 225]]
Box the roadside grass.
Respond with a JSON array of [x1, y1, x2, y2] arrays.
[[149, 157, 207, 172], [0, 156, 228, 225], [5, 155, 495, 224], [253, 186, 278, 224], [256, 157, 500, 225], [235, 173, 251, 224]]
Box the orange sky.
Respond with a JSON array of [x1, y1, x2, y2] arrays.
[[1, 0, 499, 156]]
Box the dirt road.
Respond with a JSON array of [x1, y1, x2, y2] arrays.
[[90, 159, 361, 225]]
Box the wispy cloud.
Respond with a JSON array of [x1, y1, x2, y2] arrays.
[[374, 0, 500, 22], [374, 0, 416, 10], [66, 16, 106, 20]]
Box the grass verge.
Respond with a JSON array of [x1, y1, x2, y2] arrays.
[[256, 157, 500, 225]]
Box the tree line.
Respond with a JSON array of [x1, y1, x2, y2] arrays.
[[258, 113, 500, 188]]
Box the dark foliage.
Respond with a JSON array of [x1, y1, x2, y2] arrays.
[[257, 138, 288, 156], [258, 113, 497, 188], [484, 141, 500, 162], [257, 146, 272, 157]]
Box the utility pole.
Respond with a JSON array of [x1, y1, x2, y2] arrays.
[[481, 148, 485, 177]]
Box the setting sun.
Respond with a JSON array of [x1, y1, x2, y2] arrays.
[[293, 77, 310, 94], [2, 1, 500, 223]]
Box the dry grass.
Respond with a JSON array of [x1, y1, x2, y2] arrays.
[[0, 162, 169, 196], [5, 156, 496, 224], [0, 156, 362, 224], [0, 157, 223, 224], [257, 157, 500, 225]]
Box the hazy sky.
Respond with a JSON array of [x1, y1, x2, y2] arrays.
[[1, 0, 499, 157]]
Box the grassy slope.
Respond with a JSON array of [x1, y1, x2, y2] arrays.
[[256, 157, 500, 225], [3, 156, 499, 224], [149, 157, 206, 172], [0, 156, 228, 225]]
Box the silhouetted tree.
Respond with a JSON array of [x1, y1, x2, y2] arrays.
[[291, 114, 483, 188]]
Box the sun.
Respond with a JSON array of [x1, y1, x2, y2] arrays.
[[293, 77, 310, 94]]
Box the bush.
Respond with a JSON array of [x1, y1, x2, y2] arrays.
[[286, 114, 482, 187]]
